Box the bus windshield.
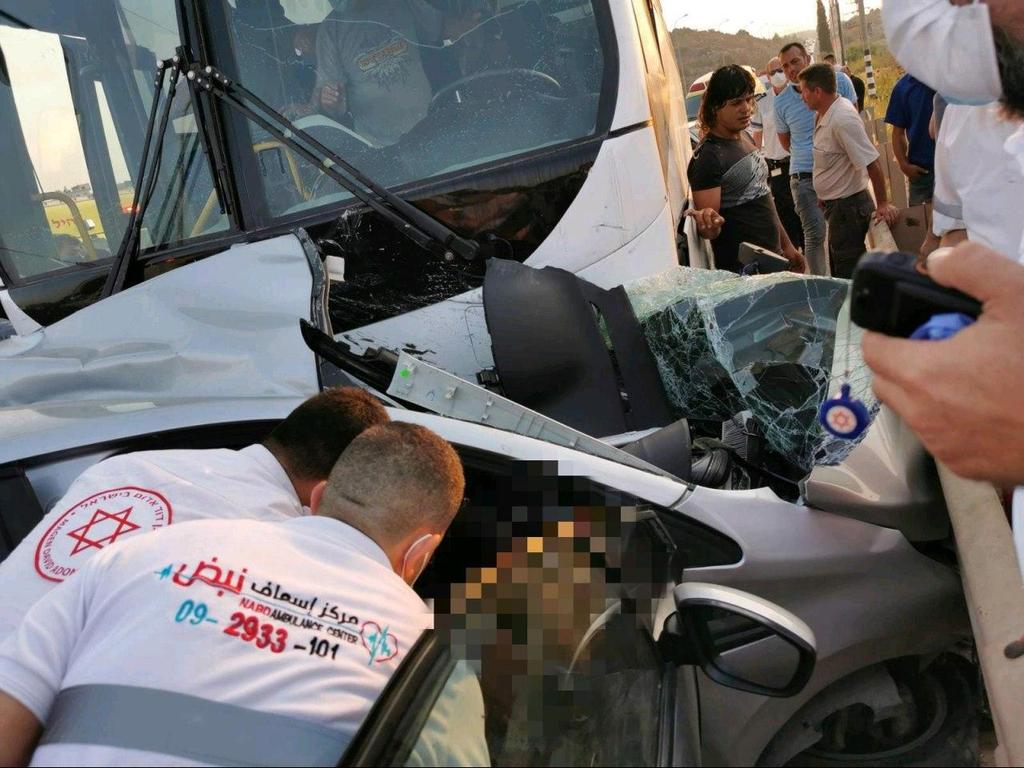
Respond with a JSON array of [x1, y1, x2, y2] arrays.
[[0, 0, 609, 287], [0, 0, 228, 285], [220, 0, 609, 218]]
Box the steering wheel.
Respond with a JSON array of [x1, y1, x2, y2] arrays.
[[429, 68, 562, 113]]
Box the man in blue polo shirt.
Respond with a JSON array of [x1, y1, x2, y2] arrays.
[[775, 42, 858, 276], [885, 73, 937, 206]]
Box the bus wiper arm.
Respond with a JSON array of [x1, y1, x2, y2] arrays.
[[183, 56, 483, 263], [101, 55, 182, 299]]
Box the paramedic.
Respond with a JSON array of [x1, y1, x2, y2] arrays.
[[0, 422, 468, 766], [0, 387, 389, 643]]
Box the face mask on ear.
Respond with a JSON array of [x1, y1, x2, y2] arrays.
[[883, 0, 1002, 105], [401, 533, 435, 585], [770, 72, 788, 90]]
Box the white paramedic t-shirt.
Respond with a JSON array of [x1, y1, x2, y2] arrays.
[[0, 445, 304, 644], [0, 516, 432, 767]]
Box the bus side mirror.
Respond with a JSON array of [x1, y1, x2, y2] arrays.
[[668, 582, 817, 698]]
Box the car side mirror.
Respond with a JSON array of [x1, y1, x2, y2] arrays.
[[671, 582, 816, 698]]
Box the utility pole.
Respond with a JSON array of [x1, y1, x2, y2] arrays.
[[857, 0, 877, 98], [832, 0, 847, 65]]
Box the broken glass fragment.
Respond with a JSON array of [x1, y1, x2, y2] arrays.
[[625, 267, 879, 473]]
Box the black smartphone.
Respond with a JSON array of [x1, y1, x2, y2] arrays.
[[850, 252, 982, 338]]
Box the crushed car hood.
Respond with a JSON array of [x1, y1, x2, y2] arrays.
[[0, 236, 320, 408]]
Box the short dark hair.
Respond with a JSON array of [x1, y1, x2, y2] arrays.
[[322, 422, 466, 545], [698, 65, 756, 135], [780, 42, 809, 59], [824, 53, 837, 63], [264, 388, 389, 481], [996, 26, 1024, 120], [799, 63, 838, 94]]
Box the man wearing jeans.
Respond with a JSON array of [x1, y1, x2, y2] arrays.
[[774, 42, 857, 276], [751, 56, 804, 250], [885, 73, 937, 205], [799, 64, 899, 278]]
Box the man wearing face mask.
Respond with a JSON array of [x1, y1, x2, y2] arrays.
[[0, 422, 465, 766], [751, 57, 805, 250], [866, 0, 1024, 568]]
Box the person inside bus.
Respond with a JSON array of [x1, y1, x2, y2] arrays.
[[313, 0, 482, 146], [687, 66, 806, 274]]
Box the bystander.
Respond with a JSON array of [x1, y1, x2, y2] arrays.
[[799, 64, 898, 278], [751, 56, 804, 250], [775, 42, 858, 275], [866, 0, 1024, 496], [885, 73, 937, 205], [687, 65, 805, 274]]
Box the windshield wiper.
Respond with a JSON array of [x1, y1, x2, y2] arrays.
[[180, 51, 485, 264], [101, 48, 492, 301], [101, 54, 181, 299]]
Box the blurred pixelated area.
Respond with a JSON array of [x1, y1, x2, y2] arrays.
[[418, 460, 676, 765]]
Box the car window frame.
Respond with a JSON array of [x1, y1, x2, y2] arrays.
[[341, 630, 455, 767]]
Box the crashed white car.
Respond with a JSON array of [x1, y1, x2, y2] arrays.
[[0, 232, 975, 767]]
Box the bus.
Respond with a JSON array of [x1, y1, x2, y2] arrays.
[[0, 0, 691, 374]]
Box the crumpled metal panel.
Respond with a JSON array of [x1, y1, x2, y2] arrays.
[[625, 267, 877, 472], [0, 235, 319, 408]]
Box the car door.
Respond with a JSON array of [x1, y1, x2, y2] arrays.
[[339, 452, 703, 767], [341, 627, 698, 768]]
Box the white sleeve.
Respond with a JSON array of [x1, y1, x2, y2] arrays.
[[0, 556, 100, 722], [931, 114, 966, 236]]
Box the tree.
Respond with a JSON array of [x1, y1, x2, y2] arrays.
[[817, 0, 834, 56]]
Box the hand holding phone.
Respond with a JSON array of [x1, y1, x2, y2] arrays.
[[850, 251, 982, 338]]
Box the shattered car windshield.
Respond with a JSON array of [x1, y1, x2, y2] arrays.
[[625, 267, 879, 474], [220, 0, 607, 218]]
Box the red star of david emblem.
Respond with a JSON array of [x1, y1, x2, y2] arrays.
[[831, 411, 853, 430], [67, 507, 141, 556]]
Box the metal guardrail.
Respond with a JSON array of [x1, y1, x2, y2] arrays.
[[939, 467, 1024, 767]]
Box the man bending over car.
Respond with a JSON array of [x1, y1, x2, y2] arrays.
[[0, 387, 388, 643], [0, 422, 467, 766]]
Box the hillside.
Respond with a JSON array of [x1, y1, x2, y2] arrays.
[[671, 9, 898, 114], [670, 27, 805, 86]]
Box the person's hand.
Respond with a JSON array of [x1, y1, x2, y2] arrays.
[[862, 242, 1024, 485], [874, 202, 900, 227], [918, 232, 941, 268], [685, 208, 724, 240], [318, 82, 347, 114], [783, 244, 807, 274], [899, 163, 929, 181]]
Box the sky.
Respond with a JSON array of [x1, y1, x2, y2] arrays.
[[661, 0, 883, 39]]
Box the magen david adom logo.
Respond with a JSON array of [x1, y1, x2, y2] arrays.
[[34, 487, 172, 582]]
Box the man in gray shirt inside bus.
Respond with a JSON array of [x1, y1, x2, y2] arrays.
[[315, 0, 445, 146]]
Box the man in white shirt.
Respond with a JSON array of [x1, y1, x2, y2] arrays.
[[864, 1, 1024, 543], [798, 64, 898, 279], [751, 56, 804, 252], [931, 102, 1024, 257], [0, 387, 389, 644], [0, 421, 468, 766]]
